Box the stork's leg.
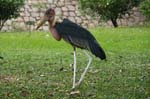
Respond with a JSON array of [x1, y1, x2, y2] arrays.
[[72, 47, 77, 89], [76, 50, 92, 87]]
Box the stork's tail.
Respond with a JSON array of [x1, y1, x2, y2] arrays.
[[89, 40, 106, 60]]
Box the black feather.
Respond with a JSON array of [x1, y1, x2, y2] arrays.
[[54, 19, 106, 60], [88, 40, 106, 60]]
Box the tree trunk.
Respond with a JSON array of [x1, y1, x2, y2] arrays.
[[111, 18, 118, 28], [0, 26, 2, 31], [0, 21, 2, 30], [0, 20, 7, 31]]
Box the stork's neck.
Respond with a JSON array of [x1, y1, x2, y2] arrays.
[[48, 17, 56, 28], [48, 17, 62, 41]]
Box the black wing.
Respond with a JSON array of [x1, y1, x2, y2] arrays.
[[54, 19, 106, 60]]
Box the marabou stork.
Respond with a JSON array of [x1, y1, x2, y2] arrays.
[[36, 8, 106, 89]]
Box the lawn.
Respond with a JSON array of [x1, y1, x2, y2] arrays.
[[0, 27, 150, 99]]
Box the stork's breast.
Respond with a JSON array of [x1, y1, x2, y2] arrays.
[[50, 28, 61, 41]]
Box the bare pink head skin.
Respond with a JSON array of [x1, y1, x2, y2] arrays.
[[36, 8, 61, 41]]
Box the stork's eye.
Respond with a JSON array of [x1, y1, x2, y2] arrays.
[[50, 10, 55, 15]]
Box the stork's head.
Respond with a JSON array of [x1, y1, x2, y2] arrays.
[[36, 8, 55, 30]]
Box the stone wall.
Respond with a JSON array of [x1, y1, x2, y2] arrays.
[[2, 0, 145, 31]]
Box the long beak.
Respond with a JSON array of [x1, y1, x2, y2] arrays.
[[36, 17, 46, 30]]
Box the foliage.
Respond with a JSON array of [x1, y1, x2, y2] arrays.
[[0, 0, 25, 30], [0, 27, 150, 98], [79, 0, 142, 27], [140, 0, 150, 21]]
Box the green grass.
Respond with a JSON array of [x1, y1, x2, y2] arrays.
[[0, 27, 150, 99]]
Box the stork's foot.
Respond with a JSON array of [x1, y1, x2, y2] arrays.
[[72, 82, 82, 90], [75, 81, 83, 88], [70, 90, 80, 96], [72, 84, 77, 90], [75, 82, 80, 87]]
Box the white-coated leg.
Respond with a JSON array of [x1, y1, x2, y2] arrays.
[[72, 50, 77, 89], [76, 50, 92, 86]]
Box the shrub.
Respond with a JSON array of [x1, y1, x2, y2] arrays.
[[0, 0, 25, 30], [79, 0, 142, 27], [140, 0, 150, 21]]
